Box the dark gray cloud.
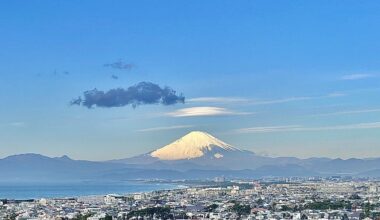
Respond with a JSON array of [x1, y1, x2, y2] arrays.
[[104, 60, 135, 70], [71, 82, 185, 108]]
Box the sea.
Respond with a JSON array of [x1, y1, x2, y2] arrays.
[[0, 181, 178, 200]]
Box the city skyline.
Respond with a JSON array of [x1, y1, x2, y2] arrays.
[[1, 0, 380, 160]]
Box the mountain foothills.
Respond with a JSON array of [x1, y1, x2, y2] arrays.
[[2, 131, 380, 182]]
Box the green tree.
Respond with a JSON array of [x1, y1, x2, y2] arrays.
[[364, 202, 372, 218], [127, 207, 172, 219], [205, 204, 219, 212], [72, 213, 92, 220], [101, 215, 112, 220], [232, 203, 251, 217]]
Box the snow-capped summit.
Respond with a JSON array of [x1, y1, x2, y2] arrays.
[[150, 131, 241, 160], [112, 131, 302, 170]]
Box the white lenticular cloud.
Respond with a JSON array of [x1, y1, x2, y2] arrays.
[[167, 107, 251, 117]]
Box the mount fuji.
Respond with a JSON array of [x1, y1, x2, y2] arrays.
[[112, 131, 301, 170], [150, 131, 242, 160]]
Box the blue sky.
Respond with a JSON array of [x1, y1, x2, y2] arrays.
[[1, 0, 380, 160]]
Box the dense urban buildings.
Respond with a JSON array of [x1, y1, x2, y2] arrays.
[[1, 178, 380, 220]]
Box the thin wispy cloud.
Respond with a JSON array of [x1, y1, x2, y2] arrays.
[[188, 97, 249, 104], [104, 60, 135, 70], [340, 74, 374, 80], [250, 97, 313, 105], [137, 125, 194, 132], [313, 108, 380, 117], [187, 96, 312, 105], [36, 70, 70, 78], [327, 92, 346, 97], [236, 122, 380, 134], [0, 122, 28, 128], [236, 125, 302, 133], [53, 70, 70, 76], [166, 107, 252, 117], [111, 75, 119, 80], [10, 122, 27, 127], [188, 93, 345, 106], [253, 93, 347, 105]]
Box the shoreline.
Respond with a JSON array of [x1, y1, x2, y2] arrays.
[[0, 180, 181, 201]]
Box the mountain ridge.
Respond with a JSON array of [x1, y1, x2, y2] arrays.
[[3, 131, 380, 181], [112, 131, 380, 174]]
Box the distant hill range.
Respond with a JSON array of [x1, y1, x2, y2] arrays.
[[2, 131, 380, 182]]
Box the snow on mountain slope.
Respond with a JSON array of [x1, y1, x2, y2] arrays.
[[150, 131, 241, 160]]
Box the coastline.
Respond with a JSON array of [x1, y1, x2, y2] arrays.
[[0, 180, 179, 200]]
